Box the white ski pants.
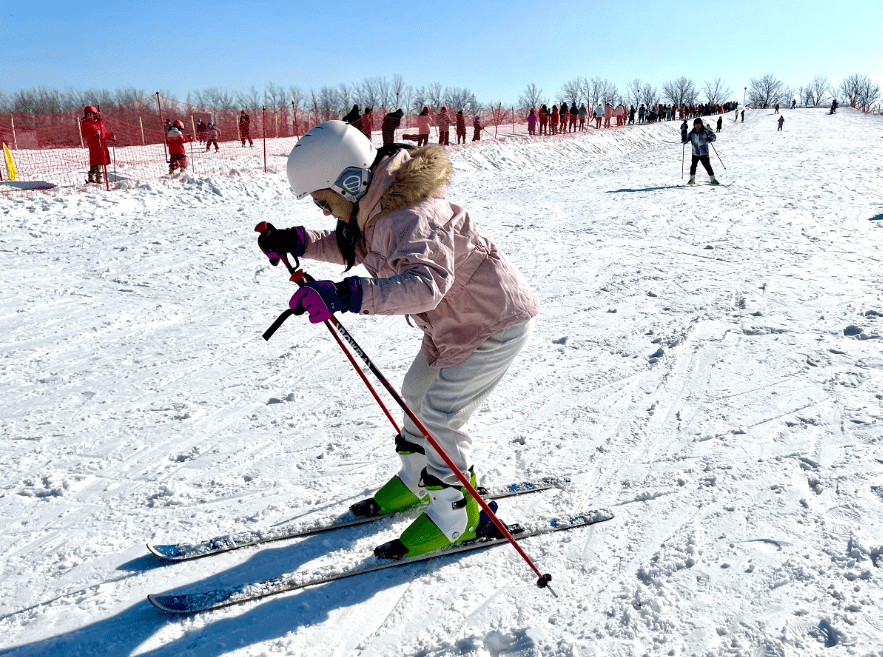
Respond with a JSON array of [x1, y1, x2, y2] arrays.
[[399, 318, 535, 486]]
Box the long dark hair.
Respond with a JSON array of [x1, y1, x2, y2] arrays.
[[337, 142, 415, 271]]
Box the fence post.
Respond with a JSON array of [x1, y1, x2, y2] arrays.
[[512, 107, 515, 134], [139, 117, 145, 145], [292, 101, 298, 137], [156, 92, 168, 162], [77, 113, 84, 148], [262, 106, 267, 173], [11, 115, 17, 150], [189, 115, 198, 175]]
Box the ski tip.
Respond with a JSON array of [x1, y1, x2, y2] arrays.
[[148, 593, 185, 613], [146, 543, 183, 561]]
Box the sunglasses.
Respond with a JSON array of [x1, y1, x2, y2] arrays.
[[313, 198, 331, 213]]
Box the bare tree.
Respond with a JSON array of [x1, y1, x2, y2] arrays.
[[702, 77, 732, 105], [309, 86, 339, 121], [747, 74, 788, 108], [445, 87, 478, 112], [357, 78, 381, 109], [113, 88, 147, 104], [625, 79, 643, 107], [640, 81, 660, 107], [388, 74, 410, 111], [585, 77, 609, 107], [263, 82, 287, 108], [234, 86, 262, 111], [426, 82, 445, 108], [839, 73, 880, 108], [803, 75, 830, 106], [665, 76, 700, 106], [289, 85, 306, 109], [559, 79, 582, 104], [337, 83, 354, 111], [519, 83, 546, 109], [410, 86, 429, 114], [601, 80, 620, 106]]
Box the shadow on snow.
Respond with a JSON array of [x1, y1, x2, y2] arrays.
[[1, 525, 474, 657]]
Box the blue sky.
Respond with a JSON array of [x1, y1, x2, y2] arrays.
[[2, 0, 881, 105]]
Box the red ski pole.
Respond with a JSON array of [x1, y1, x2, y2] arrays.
[[256, 223, 555, 595], [710, 142, 726, 169]]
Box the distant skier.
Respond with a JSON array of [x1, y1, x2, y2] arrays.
[[195, 118, 207, 143], [456, 109, 468, 143], [205, 121, 221, 151], [166, 120, 192, 175], [238, 110, 253, 147], [416, 107, 432, 147], [777, 116, 785, 131], [716, 116, 723, 132], [81, 106, 114, 184], [791, 99, 797, 109], [381, 108, 403, 145], [342, 104, 361, 125], [830, 99, 838, 114], [741, 109, 745, 122], [682, 118, 720, 185]]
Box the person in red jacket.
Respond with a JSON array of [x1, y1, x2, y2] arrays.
[[550, 105, 559, 135], [238, 110, 253, 147], [436, 106, 451, 146], [81, 106, 114, 184], [472, 114, 482, 141], [455, 109, 467, 144], [538, 105, 548, 135], [166, 120, 193, 175], [360, 107, 373, 139]]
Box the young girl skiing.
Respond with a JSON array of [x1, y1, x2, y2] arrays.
[[257, 121, 538, 559], [682, 118, 720, 185]]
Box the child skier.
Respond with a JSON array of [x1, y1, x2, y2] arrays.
[[777, 115, 785, 131], [81, 106, 114, 184], [166, 120, 192, 175], [205, 121, 220, 151], [256, 121, 538, 559], [682, 118, 720, 185]]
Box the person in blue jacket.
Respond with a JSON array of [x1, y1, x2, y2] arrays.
[[682, 118, 719, 185]]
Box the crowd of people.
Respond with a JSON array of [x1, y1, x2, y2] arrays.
[[80, 97, 750, 181], [343, 105, 482, 146]]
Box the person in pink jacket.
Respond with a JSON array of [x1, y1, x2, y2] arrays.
[[415, 106, 432, 147], [258, 121, 538, 559]]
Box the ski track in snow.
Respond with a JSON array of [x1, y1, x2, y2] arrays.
[[1, 108, 882, 656]]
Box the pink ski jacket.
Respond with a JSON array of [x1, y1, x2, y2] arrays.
[[303, 147, 539, 368]]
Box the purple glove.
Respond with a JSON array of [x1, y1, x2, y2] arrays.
[[257, 222, 307, 266], [289, 278, 363, 324]]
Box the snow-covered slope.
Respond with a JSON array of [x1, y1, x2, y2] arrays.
[[1, 107, 882, 657]]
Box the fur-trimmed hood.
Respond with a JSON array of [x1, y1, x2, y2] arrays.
[[356, 147, 452, 230]]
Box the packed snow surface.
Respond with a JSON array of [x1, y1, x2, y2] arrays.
[[1, 108, 882, 657]]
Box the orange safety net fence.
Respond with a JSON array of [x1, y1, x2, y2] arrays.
[[0, 94, 627, 196]]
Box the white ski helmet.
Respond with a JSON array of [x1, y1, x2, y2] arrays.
[[286, 120, 376, 203]]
